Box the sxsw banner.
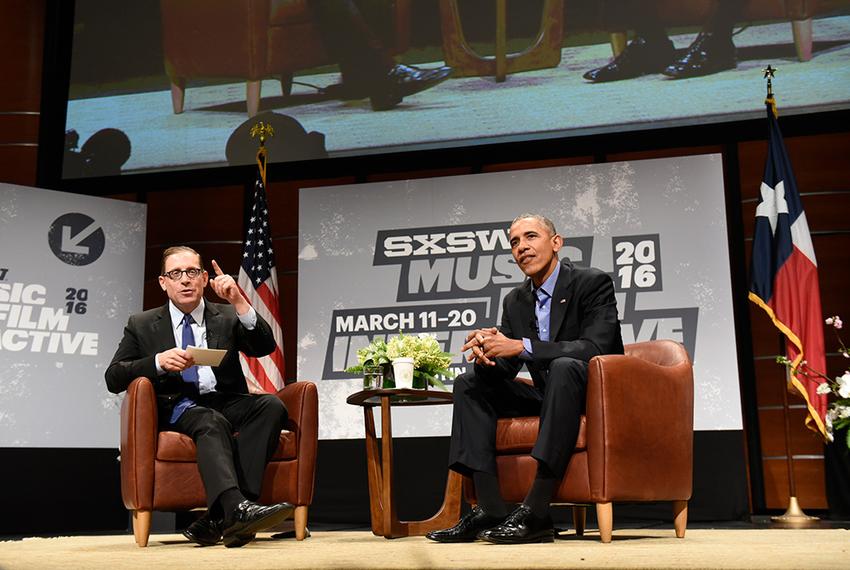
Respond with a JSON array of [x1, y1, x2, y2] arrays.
[[0, 183, 146, 448], [298, 155, 743, 440]]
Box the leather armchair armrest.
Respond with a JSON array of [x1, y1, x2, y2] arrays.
[[585, 348, 694, 502], [120, 377, 158, 511], [276, 381, 318, 505]]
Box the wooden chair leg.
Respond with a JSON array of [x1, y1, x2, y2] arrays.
[[294, 505, 309, 541], [791, 19, 813, 62], [596, 502, 613, 543], [170, 78, 185, 114], [673, 500, 688, 539], [280, 73, 294, 98], [572, 505, 586, 536], [132, 510, 151, 547], [610, 32, 627, 57], [246, 80, 262, 118]]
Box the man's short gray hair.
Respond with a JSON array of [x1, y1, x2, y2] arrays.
[[510, 213, 557, 236]]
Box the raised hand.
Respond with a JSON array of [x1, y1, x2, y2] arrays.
[[208, 260, 250, 314]]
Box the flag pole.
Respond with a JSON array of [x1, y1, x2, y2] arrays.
[[762, 65, 818, 525]]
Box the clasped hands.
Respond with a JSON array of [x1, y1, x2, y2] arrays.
[[462, 327, 524, 366]]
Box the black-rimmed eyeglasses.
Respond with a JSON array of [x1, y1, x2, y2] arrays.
[[162, 268, 203, 281]]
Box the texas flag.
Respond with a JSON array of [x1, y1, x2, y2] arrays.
[[749, 102, 827, 438]]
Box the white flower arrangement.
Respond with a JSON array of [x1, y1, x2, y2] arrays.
[[347, 332, 453, 390]]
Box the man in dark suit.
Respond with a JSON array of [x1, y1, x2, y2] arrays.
[[106, 246, 292, 548], [427, 214, 624, 544]]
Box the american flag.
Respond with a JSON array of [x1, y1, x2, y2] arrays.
[[749, 97, 827, 438], [237, 148, 286, 393]]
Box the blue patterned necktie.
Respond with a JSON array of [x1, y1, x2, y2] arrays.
[[169, 313, 199, 424], [181, 313, 199, 383]]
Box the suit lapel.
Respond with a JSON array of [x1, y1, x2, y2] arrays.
[[517, 280, 538, 340], [548, 259, 576, 339], [151, 304, 177, 352], [204, 302, 221, 349]]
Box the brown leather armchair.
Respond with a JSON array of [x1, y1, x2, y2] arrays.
[[605, 0, 850, 61], [120, 377, 318, 547], [160, 0, 411, 117], [465, 340, 694, 543]]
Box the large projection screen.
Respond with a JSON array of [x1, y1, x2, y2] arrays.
[[62, 1, 850, 176], [298, 154, 742, 440], [0, 184, 146, 448]]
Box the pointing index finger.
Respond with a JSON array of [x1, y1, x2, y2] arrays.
[[211, 259, 224, 276]]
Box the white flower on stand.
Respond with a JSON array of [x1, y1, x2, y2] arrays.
[[837, 371, 850, 398]]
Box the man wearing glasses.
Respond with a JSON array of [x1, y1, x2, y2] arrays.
[[105, 246, 292, 547]]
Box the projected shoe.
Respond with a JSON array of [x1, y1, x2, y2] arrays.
[[662, 31, 736, 79], [369, 64, 453, 111], [583, 36, 675, 82]]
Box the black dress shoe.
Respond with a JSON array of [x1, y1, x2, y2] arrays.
[[222, 500, 295, 548], [425, 505, 505, 543], [477, 504, 554, 544], [662, 31, 736, 79], [583, 36, 675, 83], [369, 64, 452, 111], [182, 512, 222, 547]]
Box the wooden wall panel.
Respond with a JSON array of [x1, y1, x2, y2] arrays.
[[481, 156, 594, 172], [145, 185, 245, 246], [762, 458, 828, 510], [0, 113, 39, 144], [0, 0, 45, 111], [739, 132, 850, 200], [604, 145, 725, 163], [753, 359, 788, 407], [365, 167, 472, 182], [758, 408, 826, 457], [0, 0, 45, 186], [0, 146, 39, 186]]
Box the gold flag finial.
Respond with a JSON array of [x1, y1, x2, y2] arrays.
[[763, 65, 778, 117], [250, 122, 275, 146]]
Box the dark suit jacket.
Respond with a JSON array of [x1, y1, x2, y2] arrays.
[[105, 300, 277, 420], [478, 258, 624, 388]]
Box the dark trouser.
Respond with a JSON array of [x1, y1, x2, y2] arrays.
[[603, 0, 742, 41], [448, 357, 588, 479], [172, 392, 287, 510], [308, 0, 395, 86]]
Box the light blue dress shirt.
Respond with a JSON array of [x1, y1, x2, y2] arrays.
[[521, 262, 560, 359], [155, 299, 257, 423]]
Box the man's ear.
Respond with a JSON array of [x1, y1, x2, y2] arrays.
[[201, 270, 209, 288], [158, 275, 167, 291], [551, 233, 563, 253]]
